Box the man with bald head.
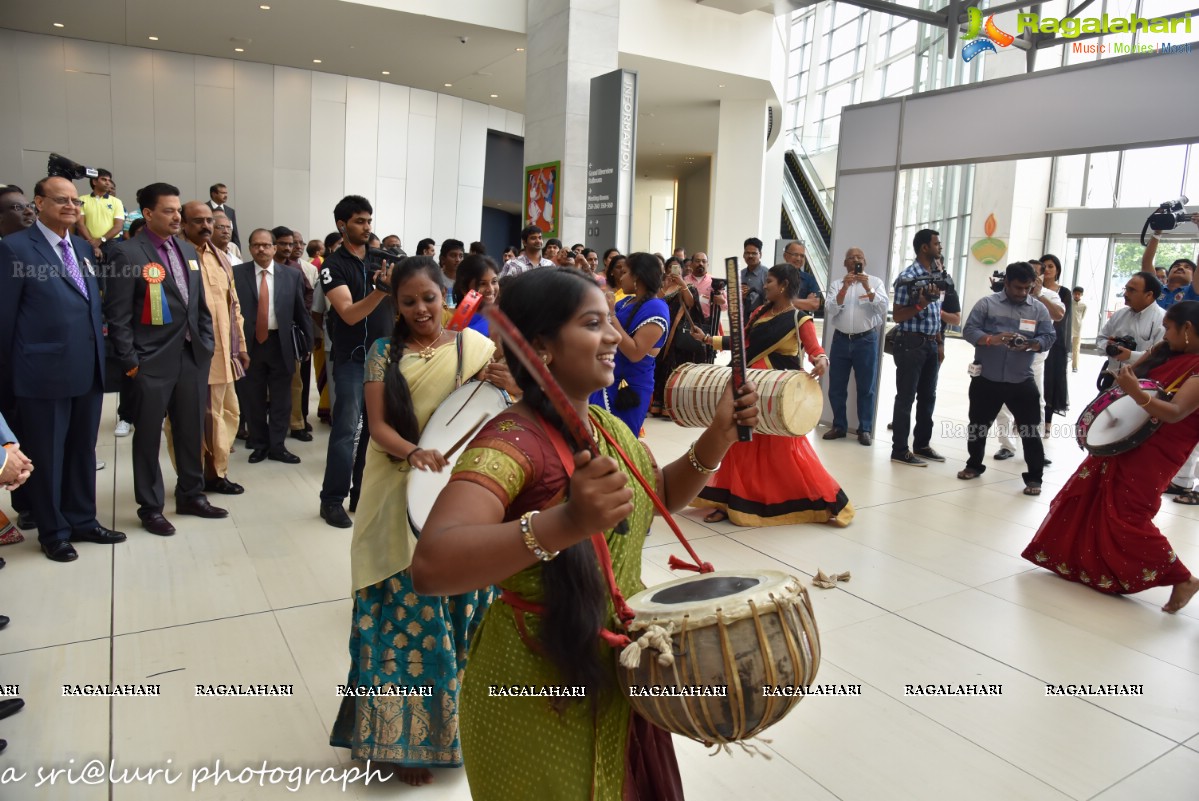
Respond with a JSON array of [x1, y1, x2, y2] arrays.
[[822, 247, 889, 446], [176, 201, 248, 495], [0, 176, 117, 561]]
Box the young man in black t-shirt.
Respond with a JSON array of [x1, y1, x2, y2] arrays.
[[316, 195, 395, 528]]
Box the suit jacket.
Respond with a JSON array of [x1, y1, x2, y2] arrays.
[[233, 261, 312, 375], [206, 201, 240, 247], [104, 234, 215, 377], [0, 226, 105, 400], [0, 410, 15, 444]]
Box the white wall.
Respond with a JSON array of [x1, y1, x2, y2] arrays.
[[632, 177, 675, 253], [0, 29, 524, 248], [618, 0, 773, 81], [676, 164, 711, 254]]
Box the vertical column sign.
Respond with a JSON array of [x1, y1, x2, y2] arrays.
[[586, 69, 638, 255]]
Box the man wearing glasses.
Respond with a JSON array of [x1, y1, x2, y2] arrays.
[[0, 185, 36, 238], [0, 176, 120, 561], [782, 240, 822, 313], [1097, 271, 1165, 385], [212, 212, 241, 264]]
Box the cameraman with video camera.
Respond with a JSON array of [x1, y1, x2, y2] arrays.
[[889, 228, 960, 467]]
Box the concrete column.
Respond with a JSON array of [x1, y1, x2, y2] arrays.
[[524, 0, 619, 246], [709, 98, 769, 265]]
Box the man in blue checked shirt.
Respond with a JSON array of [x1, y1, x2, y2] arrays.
[[959, 262, 1056, 495], [890, 229, 960, 466]]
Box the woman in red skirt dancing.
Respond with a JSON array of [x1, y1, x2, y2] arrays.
[[691, 263, 854, 527], [1021, 301, 1199, 613]]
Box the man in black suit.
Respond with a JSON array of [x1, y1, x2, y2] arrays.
[[0, 175, 124, 561], [234, 229, 312, 464], [206, 183, 240, 248], [105, 182, 226, 536]]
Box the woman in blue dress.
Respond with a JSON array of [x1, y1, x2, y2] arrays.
[[450, 254, 501, 337], [590, 252, 669, 435]]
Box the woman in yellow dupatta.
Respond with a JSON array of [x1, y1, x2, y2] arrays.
[[330, 256, 512, 786]]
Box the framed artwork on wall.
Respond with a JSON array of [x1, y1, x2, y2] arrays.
[[524, 161, 559, 239]]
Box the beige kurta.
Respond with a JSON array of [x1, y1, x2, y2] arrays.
[[196, 241, 246, 385]]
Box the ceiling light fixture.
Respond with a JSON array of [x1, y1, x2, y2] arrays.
[[444, 82, 453, 87], [313, 59, 322, 64], [259, 4, 271, 9], [234, 48, 245, 52], [718, 83, 726, 88], [516, 47, 525, 52], [148, 36, 159, 41], [382, 71, 390, 75], [53, 22, 64, 28], [490, 94, 499, 98]]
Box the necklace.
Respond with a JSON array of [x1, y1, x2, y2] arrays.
[[409, 332, 443, 360]]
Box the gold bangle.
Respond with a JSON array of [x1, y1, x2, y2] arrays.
[[1137, 395, 1153, 408], [520, 510, 558, 562], [687, 441, 720, 475]]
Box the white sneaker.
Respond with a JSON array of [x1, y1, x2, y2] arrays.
[[96, 459, 106, 471], [115, 420, 132, 437]]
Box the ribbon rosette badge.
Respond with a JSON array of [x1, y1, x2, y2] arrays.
[[141, 262, 173, 325], [962, 7, 1015, 62]]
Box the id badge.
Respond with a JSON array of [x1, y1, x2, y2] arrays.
[[188, 259, 200, 271], [1019, 318, 1036, 333]]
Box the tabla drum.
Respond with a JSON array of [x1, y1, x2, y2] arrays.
[[1075, 379, 1166, 456], [617, 570, 820, 745], [664, 363, 822, 437], [407, 381, 511, 534]]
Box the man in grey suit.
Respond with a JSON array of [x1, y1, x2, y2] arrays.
[[234, 228, 312, 464], [104, 182, 227, 536], [206, 183, 239, 248]]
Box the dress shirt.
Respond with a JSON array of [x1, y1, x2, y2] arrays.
[[684, 273, 717, 318], [499, 252, 554, 278], [224, 242, 243, 264], [1158, 283, 1199, 310], [825, 272, 889, 334], [195, 241, 245, 385], [962, 292, 1057, 383], [1097, 302, 1165, 371], [1071, 300, 1087, 336], [740, 265, 766, 312], [892, 262, 945, 335], [1037, 286, 1064, 314], [35, 220, 77, 272], [255, 263, 278, 331]]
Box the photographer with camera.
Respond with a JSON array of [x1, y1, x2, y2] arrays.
[[959, 262, 1056, 495], [889, 229, 960, 467], [317, 195, 396, 529], [823, 247, 888, 446], [1141, 214, 1199, 310], [1096, 271, 1165, 391]]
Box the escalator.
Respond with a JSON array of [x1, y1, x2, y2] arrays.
[[780, 148, 832, 304], [783, 149, 831, 248]]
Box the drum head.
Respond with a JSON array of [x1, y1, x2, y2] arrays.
[[1081, 386, 1161, 457], [626, 570, 801, 630], [407, 382, 511, 534]]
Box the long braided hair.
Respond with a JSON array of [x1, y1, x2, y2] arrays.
[[381, 256, 446, 448], [498, 268, 613, 702]]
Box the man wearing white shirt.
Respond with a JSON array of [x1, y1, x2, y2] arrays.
[[823, 248, 889, 446], [499, 225, 554, 278]]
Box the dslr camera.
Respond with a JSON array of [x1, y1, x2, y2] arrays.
[[710, 278, 728, 293], [1105, 335, 1137, 358], [47, 153, 99, 181], [1140, 196, 1191, 245]]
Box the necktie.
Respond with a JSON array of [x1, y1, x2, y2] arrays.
[[58, 240, 89, 299], [163, 242, 189, 306], [256, 269, 270, 344]]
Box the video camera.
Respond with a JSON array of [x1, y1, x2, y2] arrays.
[[47, 153, 99, 181], [896, 269, 953, 300], [1140, 196, 1192, 245], [710, 278, 728, 293], [989, 270, 1006, 292]]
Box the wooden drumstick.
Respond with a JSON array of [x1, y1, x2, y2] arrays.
[[443, 413, 491, 461], [724, 257, 753, 443], [444, 379, 488, 427]]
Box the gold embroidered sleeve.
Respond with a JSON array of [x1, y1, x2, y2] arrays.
[[450, 439, 533, 508], [365, 340, 390, 383]]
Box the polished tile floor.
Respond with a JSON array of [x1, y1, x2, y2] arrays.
[[1, 338, 1197, 800]]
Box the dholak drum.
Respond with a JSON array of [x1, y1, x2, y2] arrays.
[[617, 570, 820, 745], [1076, 379, 1166, 456], [407, 381, 511, 534], [664, 363, 821, 437]]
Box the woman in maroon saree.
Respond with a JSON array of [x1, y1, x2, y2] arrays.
[[1021, 301, 1199, 613]]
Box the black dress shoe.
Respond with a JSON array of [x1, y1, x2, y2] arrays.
[[176, 498, 229, 519], [41, 541, 79, 562], [0, 557, 4, 569], [70, 526, 128, 545], [913, 447, 946, 462], [140, 513, 177, 536], [822, 428, 847, 440], [994, 448, 1015, 460], [320, 503, 352, 529], [0, 698, 23, 720], [248, 449, 268, 464], [205, 477, 245, 495], [236, 425, 248, 441], [858, 432, 872, 446], [0, 739, 6, 754], [0, 615, 8, 629], [15, 511, 37, 530], [268, 448, 301, 464], [304, 422, 313, 432], [290, 429, 313, 442]]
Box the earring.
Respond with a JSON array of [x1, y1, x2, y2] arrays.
[[1186, 330, 1191, 348], [541, 353, 551, 365]]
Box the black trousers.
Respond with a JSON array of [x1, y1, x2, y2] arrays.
[[245, 331, 294, 453], [300, 354, 312, 422], [890, 334, 940, 457], [966, 375, 1045, 485], [14, 380, 103, 544], [130, 343, 210, 514]]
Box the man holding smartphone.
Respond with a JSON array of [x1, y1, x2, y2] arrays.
[[823, 248, 888, 446]]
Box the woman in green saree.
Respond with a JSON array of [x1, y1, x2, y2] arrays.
[[410, 268, 760, 800]]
